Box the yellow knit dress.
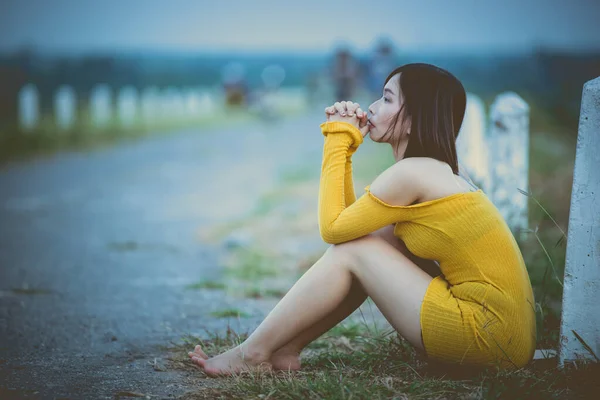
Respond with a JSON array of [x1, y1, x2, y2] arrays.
[[318, 121, 537, 370]]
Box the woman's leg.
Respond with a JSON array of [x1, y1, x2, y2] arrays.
[[265, 225, 440, 358], [190, 274, 367, 371], [191, 225, 435, 370], [191, 233, 434, 377]]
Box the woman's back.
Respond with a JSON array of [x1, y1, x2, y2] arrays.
[[384, 158, 533, 304], [384, 159, 536, 368]]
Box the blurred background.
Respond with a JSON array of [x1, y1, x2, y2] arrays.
[[1, 0, 599, 162], [1, 1, 599, 393]]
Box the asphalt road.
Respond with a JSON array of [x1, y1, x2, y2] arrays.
[[0, 112, 326, 399]]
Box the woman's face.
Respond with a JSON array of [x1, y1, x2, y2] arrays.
[[367, 73, 410, 143]]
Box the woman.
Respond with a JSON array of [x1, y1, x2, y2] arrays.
[[189, 63, 537, 377]]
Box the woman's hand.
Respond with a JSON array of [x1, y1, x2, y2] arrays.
[[324, 101, 370, 137]]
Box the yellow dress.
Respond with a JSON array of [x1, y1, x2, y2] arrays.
[[318, 121, 537, 370]]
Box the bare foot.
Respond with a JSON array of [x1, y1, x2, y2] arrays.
[[268, 348, 302, 371], [189, 344, 301, 372], [187, 344, 272, 377]]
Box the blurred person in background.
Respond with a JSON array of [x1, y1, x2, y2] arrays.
[[221, 62, 249, 107], [330, 46, 360, 102], [365, 38, 397, 101]]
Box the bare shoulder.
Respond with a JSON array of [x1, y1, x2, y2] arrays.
[[413, 157, 477, 200], [369, 157, 469, 206], [368, 158, 426, 206]]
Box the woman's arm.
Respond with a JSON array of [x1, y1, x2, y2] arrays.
[[323, 101, 367, 207], [344, 151, 357, 206], [319, 122, 360, 230], [318, 121, 420, 244]]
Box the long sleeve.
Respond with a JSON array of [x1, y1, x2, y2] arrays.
[[318, 121, 412, 244], [344, 151, 357, 206]]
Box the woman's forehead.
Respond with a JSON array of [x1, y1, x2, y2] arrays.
[[385, 73, 401, 90], [384, 73, 402, 99]]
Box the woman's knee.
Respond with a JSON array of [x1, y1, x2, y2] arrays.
[[325, 235, 388, 266], [329, 235, 382, 250]]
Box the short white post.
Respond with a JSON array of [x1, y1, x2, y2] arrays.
[[487, 92, 530, 241], [90, 84, 112, 129], [456, 93, 490, 192], [558, 76, 600, 367], [160, 86, 184, 119], [54, 85, 76, 131], [18, 83, 39, 132], [116, 86, 139, 128], [140, 86, 160, 125], [197, 88, 217, 117]]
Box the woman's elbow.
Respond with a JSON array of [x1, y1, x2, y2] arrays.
[[319, 227, 339, 244], [322, 236, 338, 245], [319, 229, 346, 245]]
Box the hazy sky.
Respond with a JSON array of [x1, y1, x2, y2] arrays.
[[1, 0, 599, 53]]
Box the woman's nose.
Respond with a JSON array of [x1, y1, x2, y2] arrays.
[[368, 101, 376, 116]]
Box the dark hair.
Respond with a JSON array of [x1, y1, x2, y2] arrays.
[[383, 63, 467, 175]]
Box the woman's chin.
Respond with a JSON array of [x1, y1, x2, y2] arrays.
[[369, 125, 384, 140], [368, 131, 381, 142]]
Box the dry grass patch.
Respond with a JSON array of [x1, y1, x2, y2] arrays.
[[164, 321, 599, 399]]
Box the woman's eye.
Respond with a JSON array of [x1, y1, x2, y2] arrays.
[[383, 97, 390, 103]]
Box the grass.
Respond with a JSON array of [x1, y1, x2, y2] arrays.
[[280, 164, 320, 184], [165, 319, 599, 399], [10, 287, 53, 295], [185, 242, 292, 301], [0, 102, 307, 166], [186, 280, 227, 291], [210, 309, 251, 319], [106, 241, 181, 254], [185, 278, 288, 299], [324, 321, 367, 340], [0, 110, 230, 165], [222, 247, 281, 281], [243, 286, 288, 299], [253, 190, 292, 217]]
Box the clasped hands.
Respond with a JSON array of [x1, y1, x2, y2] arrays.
[[324, 101, 370, 137]]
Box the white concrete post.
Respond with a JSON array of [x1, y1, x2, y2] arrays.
[[456, 93, 491, 192], [54, 85, 76, 131], [558, 76, 600, 367], [116, 86, 138, 128], [197, 88, 217, 117], [183, 88, 200, 117], [140, 86, 160, 125], [18, 83, 39, 132], [90, 84, 112, 129], [487, 92, 530, 240], [162, 86, 185, 119]]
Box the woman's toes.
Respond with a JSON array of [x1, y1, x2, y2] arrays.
[[193, 345, 209, 358], [191, 356, 207, 367], [188, 345, 208, 360]]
